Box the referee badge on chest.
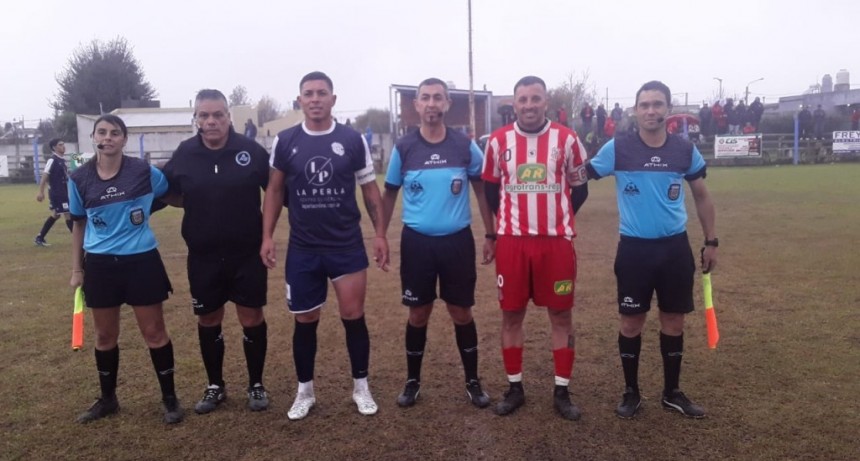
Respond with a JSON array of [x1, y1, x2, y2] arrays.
[[667, 183, 681, 201], [451, 178, 463, 195], [129, 207, 144, 226]]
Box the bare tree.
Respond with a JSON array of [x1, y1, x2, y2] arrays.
[[229, 85, 251, 107], [546, 71, 598, 121], [256, 95, 281, 125]]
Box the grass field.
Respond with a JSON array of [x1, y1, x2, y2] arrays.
[[1, 164, 858, 461]]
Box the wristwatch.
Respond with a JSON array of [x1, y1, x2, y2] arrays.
[[704, 238, 719, 248]]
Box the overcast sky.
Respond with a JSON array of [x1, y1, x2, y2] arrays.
[[2, 0, 856, 125]]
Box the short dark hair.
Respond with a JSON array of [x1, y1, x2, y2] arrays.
[[194, 89, 229, 115], [514, 76, 546, 93], [635, 80, 672, 107], [417, 78, 449, 98], [48, 138, 62, 150], [91, 114, 128, 138], [300, 71, 333, 91]]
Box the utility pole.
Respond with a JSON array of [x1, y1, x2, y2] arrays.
[[467, 0, 476, 138]]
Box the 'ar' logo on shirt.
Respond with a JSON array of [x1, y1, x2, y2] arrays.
[[304, 156, 334, 186]]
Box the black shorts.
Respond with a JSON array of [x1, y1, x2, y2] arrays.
[[614, 232, 695, 315], [399, 225, 476, 308], [83, 249, 172, 308], [187, 251, 267, 315], [48, 192, 69, 215]]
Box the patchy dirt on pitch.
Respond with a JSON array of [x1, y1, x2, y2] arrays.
[[1, 164, 858, 460]]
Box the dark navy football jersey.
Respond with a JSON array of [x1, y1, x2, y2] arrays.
[[271, 122, 375, 252]]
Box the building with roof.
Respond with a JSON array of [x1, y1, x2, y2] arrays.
[[389, 83, 493, 138], [76, 107, 195, 162]]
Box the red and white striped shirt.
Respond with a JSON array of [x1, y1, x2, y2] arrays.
[[481, 121, 587, 237]]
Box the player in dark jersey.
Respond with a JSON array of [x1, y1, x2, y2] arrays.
[[381, 78, 495, 409], [68, 114, 182, 425], [34, 138, 72, 246], [586, 81, 718, 419], [161, 89, 272, 415], [262, 71, 389, 420]]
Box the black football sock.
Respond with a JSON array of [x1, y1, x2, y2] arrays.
[[38, 216, 58, 238], [454, 320, 479, 382], [242, 321, 268, 387], [619, 333, 642, 393], [95, 346, 119, 399], [149, 341, 177, 398], [342, 316, 370, 379], [198, 324, 225, 387], [405, 323, 427, 382], [660, 332, 684, 394], [293, 319, 319, 383]]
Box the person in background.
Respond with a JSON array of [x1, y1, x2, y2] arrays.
[[34, 138, 72, 246]]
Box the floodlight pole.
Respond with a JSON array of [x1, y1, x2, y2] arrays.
[[467, 0, 476, 139], [745, 78, 764, 105], [713, 77, 723, 101]]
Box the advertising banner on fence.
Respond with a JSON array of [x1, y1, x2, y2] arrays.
[[0, 155, 8, 177], [832, 131, 860, 154], [714, 135, 762, 158]]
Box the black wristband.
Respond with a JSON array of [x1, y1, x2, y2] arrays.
[[485, 233, 497, 241], [704, 238, 719, 247]]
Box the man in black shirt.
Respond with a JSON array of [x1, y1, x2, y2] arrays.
[[162, 89, 272, 414]]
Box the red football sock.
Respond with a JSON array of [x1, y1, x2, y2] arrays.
[[502, 347, 523, 377], [553, 347, 575, 379]]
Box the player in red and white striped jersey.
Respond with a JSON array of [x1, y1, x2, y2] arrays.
[[481, 75, 589, 421]]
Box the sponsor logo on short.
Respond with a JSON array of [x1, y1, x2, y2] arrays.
[[516, 164, 547, 182], [403, 289, 418, 302], [424, 153, 447, 166], [235, 151, 251, 166], [620, 296, 641, 309], [668, 183, 681, 201], [331, 142, 345, 156], [554, 280, 573, 295]]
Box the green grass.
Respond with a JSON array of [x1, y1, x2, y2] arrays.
[[1, 164, 858, 460]]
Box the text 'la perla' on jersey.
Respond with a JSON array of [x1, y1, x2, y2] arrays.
[[68, 156, 168, 255], [162, 128, 270, 255], [384, 128, 484, 237], [270, 121, 376, 252], [481, 121, 588, 238], [585, 132, 707, 239]]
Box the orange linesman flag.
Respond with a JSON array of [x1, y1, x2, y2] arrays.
[[702, 273, 720, 349], [72, 287, 84, 351]]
